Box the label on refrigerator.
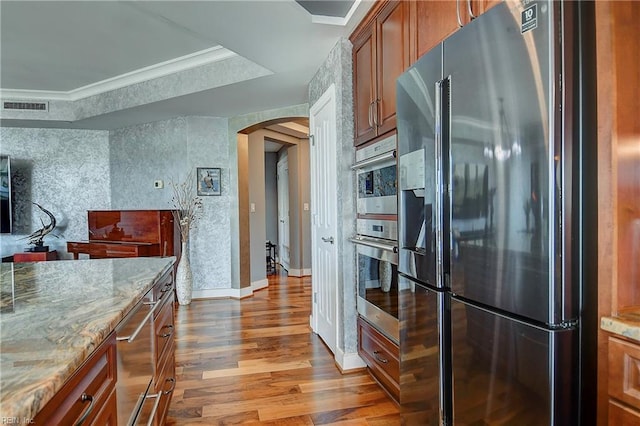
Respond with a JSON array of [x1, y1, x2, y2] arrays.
[[400, 149, 425, 191], [521, 3, 538, 33]]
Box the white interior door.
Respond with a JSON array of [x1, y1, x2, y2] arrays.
[[309, 84, 338, 354], [277, 154, 290, 271]]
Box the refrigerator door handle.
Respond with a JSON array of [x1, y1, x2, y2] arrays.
[[435, 77, 452, 287], [441, 77, 452, 280], [435, 79, 444, 288]]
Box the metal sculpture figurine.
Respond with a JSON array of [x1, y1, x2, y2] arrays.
[[25, 202, 57, 251]]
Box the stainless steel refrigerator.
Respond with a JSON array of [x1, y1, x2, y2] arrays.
[[396, 1, 596, 424]]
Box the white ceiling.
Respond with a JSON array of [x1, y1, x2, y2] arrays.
[[0, 0, 372, 130]]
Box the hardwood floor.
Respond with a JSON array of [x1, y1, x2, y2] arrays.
[[166, 269, 400, 425]]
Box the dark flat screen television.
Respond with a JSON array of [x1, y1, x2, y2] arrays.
[[1, 156, 12, 233]]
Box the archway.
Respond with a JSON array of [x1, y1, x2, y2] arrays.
[[235, 116, 311, 294]]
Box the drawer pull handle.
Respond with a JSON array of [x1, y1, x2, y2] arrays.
[[373, 350, 388, 364], [117, 290, 169, 343], [145, 392, 163, 426], [160, 324, 174, 338], [75, 393, 94, 426], [163, 377, 177, 395]]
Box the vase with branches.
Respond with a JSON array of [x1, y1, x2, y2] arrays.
[[170, 171, 202, 305]]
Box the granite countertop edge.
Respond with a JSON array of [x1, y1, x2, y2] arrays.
[[601, 311, 640, 343], [0, 257, 175, 421]]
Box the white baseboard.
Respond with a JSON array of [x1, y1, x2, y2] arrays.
[[335, 347, 366, 372], [192, 286, 254, 300], [288, 268, 312, 277], [251, 278, 269, 291]]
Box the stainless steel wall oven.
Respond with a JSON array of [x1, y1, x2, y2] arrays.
[[352, 134, 399, 343], [354, 134, 398, 216], [351, 234, 399, 343]]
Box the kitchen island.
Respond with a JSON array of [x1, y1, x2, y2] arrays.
[[0, 256, 175, 422]]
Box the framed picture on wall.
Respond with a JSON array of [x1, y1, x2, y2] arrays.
[[196, 167, 221, 196]]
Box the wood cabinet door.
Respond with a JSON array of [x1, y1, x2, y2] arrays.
[[376, 1, 407, 137], [413, 0, 465, 63], [471, 0, 501, 17], [353, 22, 377, 146]]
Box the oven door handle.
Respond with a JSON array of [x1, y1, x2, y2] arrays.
[[350, 237, 398, 253], [117, 290, 169, 343], [351, 149, 396, 170]]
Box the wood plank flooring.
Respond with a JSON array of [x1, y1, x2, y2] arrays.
[[166, 269, 400, 425]]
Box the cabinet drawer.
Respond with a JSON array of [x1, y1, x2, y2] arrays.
[[34, 333, 116, 425], [91, 243, 147, 258], [154, 293, 175, 364], [609, 399, 640, 425], [358, 317, 399, 401], [153, 350, 176, 426], [609, 336, 640, 409], [152, 269, 174, 303], [89, 388, 117, 426]]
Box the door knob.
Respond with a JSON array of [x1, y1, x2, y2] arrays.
[[321, 236, 334, 244]]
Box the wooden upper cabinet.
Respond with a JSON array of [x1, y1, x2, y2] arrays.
[[410, 0, 462, 63], [612, 1, 640, 314], [352, 1, 408, 146], [352, 22, 377, 145], [409, 0, 500, 64], [351, 0, 504, 145], [376, 1, 408, 137]]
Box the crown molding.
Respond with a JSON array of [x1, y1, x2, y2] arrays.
[[310, 0, 361, 26], [0, 46, 236, 102]]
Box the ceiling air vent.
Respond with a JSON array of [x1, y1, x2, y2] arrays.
[[3, 101, 49, 111]]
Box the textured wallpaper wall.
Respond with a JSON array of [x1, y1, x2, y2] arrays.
[[308, 38, 358, 356], [0, 127, 111, 258], [109, 116, 231, 293]]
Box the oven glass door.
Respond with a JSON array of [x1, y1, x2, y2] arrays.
[[354, 238, 399, 342]]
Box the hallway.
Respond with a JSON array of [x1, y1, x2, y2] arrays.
[[166, 269, 399, 425]]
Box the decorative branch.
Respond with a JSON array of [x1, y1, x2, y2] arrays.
[[170, 171, 203, 243]]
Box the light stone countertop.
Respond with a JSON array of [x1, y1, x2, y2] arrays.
[[0, 256, 175, 421], [601, 311, 640, 343]]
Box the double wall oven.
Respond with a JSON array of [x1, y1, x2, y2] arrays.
[[351, 133, 399, 343]]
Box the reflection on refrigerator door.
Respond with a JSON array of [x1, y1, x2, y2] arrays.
[[399, 274, 449, 425], [450, 297, 576, 425]]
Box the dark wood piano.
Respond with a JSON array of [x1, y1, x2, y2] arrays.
[[67, 210, 180, 260]]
